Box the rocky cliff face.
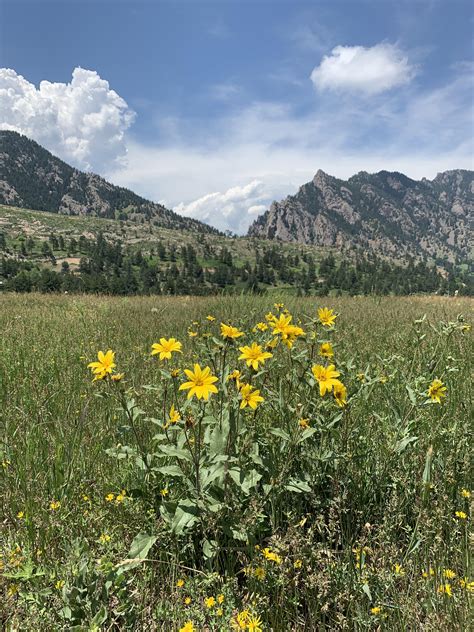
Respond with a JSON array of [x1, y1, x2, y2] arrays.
[[248, 169, 473, 261], [0, 131, 217, 233]]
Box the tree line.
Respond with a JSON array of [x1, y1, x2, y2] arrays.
[[0, 232, 472, 296]]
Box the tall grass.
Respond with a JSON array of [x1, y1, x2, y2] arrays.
[[1, 294, 472, 630]]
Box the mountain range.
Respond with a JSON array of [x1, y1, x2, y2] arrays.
[[248, 169, 473, 262], [0, 131, 216, 234], [1, 130, 472, 263]]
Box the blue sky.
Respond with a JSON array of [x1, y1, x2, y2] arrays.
[[1, 0, 473, 232]]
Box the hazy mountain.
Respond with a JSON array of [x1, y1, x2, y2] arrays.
[[0, 131, 217, 234], [248, 169, 473, 262]]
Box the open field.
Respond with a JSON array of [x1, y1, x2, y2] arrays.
[[1, 293, 473, 630]]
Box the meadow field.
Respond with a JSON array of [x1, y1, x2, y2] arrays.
[[1, 293, 472, 631]]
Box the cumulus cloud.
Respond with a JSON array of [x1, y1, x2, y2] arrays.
[[173, 180, 271, 234], [310, 43, 415, 94], [0, 67, 135, 171]]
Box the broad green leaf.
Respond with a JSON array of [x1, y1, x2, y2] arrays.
[[116, 533, 157, 572], [171, 501, 200, 534], [285, 478, 311, 493], [269, 428, 290, 441], [154, 464, 184, 477], [297, 427, 317, 443], [158, 445, 193, 461]]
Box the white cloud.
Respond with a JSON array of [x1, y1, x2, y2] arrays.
[[173, 180, 271, 234], [310, 43, 415, 94], [0, 67, 135, 171], [112, 58, 472, 234]]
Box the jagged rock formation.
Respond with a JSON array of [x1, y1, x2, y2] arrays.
[[0, 131, 217, 233], [248, 169, 473, 261]]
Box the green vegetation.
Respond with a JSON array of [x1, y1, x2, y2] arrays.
[[1, 293, 472, 630], [1, 205, 472, 296]]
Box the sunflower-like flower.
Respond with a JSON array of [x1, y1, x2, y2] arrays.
[[179, 364, 218, 400], [151, 338, 182, 361], [239, 342, 273, 371], [272, 313, 293, 336], [319, 342, 334, 358], [168, 404, 181, 424], [239, 383, 264, 409], [318, 307, 337, 328], [428, 378, 447, 403], [333, 381, 347, 407], [220, 323, 244, 339], [311, 364, 341, 396], [88, 350, 116, 381]]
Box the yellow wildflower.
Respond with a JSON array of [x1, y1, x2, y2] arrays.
[[311, 364, 341, 396], [254, 566, 266, 580], [461, 488, 471, 498], [16, 511, 25, 519], [217, 593, 224, 604], [184, 596, 192, 605], [438, 583, 453, 597], [206, 315, 216, 321], [422, 567, 435, 578], [333, 381, 347, 407], [443, 569, 456, 579], [205, 596, 216, 608], [319, 342, 334, 358], [179, 622, 194, 632], [115, 490, 126, 503], [455, 511, 467, 520], [176, 578, 185, 588], [88, 350, 116, 381], [239, 383, 264, 409], [272, 313, 293, 336], [168, 404, 181, 424], [217, 608, 223, 616], [151, 338, 182, 361], [256, 322, 268, 331], [262, 547, 282, 564], [49, 500, 61, 511], [227, 369, 242, 388], [221, 323, 245, 339], [371, 606, 382, 615], [428, 378, 447, 403], [179, 364, 219, 400], [379, 375, 388, 383], [393, 564, 405, 576], [247, 614, 264, 632], [294, 559, 303, 569], [188, 330, 198, 338], [234, 610, 250, 629], [239, 343, 273, 371], [160, 488, 169, 497], [111, 373, 124, 382], [318, 307, 337, 327], [105, 492, 115, 502], [298, 418, 309, 429], [55, 580, 65, 590], [459, 578, 474, 592], [99, 533, 111, 544]]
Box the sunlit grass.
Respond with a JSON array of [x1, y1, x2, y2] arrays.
[[1, 293, 472, 630]]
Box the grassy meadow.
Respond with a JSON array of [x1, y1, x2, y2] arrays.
[[1, 293, 472, 631]]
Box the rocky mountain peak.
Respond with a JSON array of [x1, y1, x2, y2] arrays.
[[248, 168, 473, 262]]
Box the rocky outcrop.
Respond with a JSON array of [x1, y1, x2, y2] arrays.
[[248, 169, 473, 261]]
